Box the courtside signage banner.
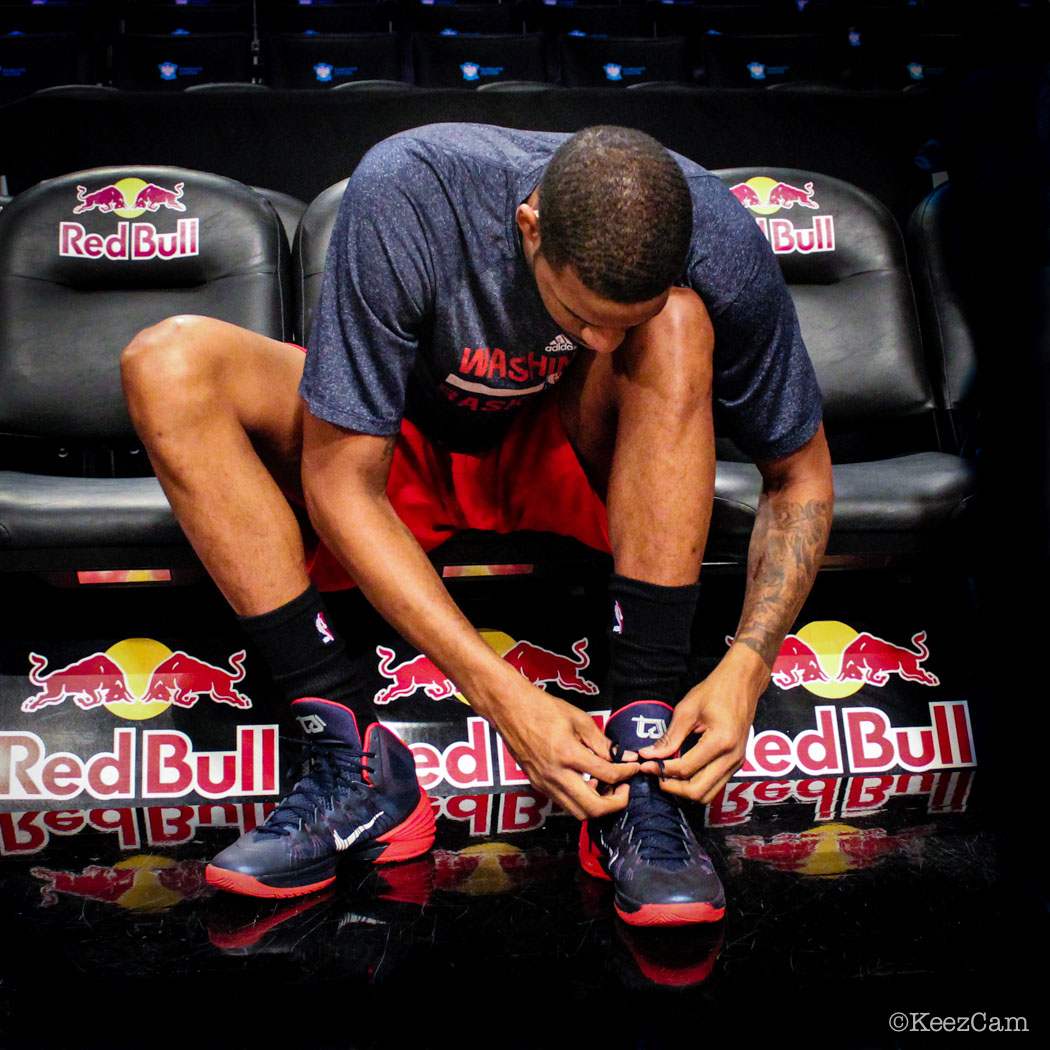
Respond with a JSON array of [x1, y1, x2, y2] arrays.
[[1, 637, 279, 809]]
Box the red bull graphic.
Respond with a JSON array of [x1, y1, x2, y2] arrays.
[[30, 856, 209, 909], [375, 647, 459, 705], [738, 700, 974, 778], [0, 724, 278, 803], [729, 175, 835, 255], [60, 177, 199, 261], [22, 639, 251, 716], [725, 823, 934, 876], [744, 621, 940, 697], [374, 632, 599, 706], [708, 768, 975, 827]]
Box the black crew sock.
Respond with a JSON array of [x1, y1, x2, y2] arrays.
[[606, 573, 701, 709], [238, 584, 376, 726]]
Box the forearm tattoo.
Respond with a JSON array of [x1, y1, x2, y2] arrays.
[[735, 497, 832, 668]]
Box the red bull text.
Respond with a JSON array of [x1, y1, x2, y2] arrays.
[[729, 177, 835, 256], [60, 180, 198, 261], [0, 725, 278, 803]]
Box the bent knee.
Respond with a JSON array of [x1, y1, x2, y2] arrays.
[[121, 315, 227, 404]]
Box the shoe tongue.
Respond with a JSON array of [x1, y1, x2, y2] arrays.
[[606, 701, 674, 753], [290, 698, 362, 748]]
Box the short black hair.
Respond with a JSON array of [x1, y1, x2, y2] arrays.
[[537, 126, 692, 303]]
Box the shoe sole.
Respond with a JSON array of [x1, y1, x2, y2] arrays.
[[206, 793, 436, 899], [578, 823, 725, 927]]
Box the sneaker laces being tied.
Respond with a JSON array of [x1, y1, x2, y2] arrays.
[[609, 741, 692, 870], [258, 740, 375, 838]]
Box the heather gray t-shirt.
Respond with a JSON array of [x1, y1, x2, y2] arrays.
[[301, 123, 822, 460]]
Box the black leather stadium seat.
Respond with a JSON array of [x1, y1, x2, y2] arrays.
[[907, 182, 978, 456], [710, 166, 978, 559], [557, 34, 692, 87], [411, 32, 547, 88], [0, 166, 295, 574], [262, 32, 403, 87], [111, 32, 255, 89]]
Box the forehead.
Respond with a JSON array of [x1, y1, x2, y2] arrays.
[[543, 258, 668, 328]]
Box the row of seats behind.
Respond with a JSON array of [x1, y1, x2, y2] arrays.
[[0, 162, 976, 579], [3, 0, 1041, 98]]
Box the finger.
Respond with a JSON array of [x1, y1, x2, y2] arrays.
[[572, 713, 617, 760], [658, 753, 743, 804], [577, 752, 640, 785], [637, 707, 698, 760], [643, 734, 713, 781], [577, 781, 631, 819]]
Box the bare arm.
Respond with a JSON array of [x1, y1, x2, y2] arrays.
[[639, 423, 834, 801], [299, 410, 638, 818]]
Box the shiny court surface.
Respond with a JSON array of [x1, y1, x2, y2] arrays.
[[0, 564, 1044, 1048]]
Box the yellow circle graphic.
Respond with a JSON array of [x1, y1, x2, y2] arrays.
[[796, 823, 863, 878], [793, 620, 864, 699], [104, 637, 173, 719], [113, 855, 182, 911], [740, 176, 782, 215], [112, 177, 149, 219]]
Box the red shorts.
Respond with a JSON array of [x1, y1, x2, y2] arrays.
[[304, 392, 612, 591]]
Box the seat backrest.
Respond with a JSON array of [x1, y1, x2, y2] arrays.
[[906, 181, 977, 452], [293, 178, 349, 346], [0, 166, 293, 458], [713, 166, 938, 462], [110, 32, 255, 90], [557, 34, 692, 87], [261, 31, 403, 88], [411, 32, 547, 88], [702, 32, 833, 87]]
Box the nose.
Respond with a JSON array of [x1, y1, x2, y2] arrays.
[[579, 325, 626, 354]]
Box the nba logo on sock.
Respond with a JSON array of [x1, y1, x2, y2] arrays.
[[315, 612, 335, 645], [612, 601, 624, 635]]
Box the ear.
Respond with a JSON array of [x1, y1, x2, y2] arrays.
[[515, 201, 541, 259]]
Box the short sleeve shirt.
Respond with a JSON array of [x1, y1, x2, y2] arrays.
[[300, 123, 822, 461]]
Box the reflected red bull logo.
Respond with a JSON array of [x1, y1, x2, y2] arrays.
[[746, 620, 940, 698], [30, 856, 210, 910], [22, 638, 252, 718], [729, 175, 835, 255], [60, 177, 198, 261], [373, 631, 599, 706], [725, 822, 934, 877]]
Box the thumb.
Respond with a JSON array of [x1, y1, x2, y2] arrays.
[[638, 705, 695, 759]]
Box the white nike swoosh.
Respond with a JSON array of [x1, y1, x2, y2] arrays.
[[333, 811, 384, 851]]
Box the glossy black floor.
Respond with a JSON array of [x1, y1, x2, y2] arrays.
[[0, 555, 1044, 1049]]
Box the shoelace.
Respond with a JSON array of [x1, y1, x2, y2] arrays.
[[258, 741, 375, 838], [609, 742, 692, 868]]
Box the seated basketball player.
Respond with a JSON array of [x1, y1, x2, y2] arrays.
[[121, 125, 833, 925]]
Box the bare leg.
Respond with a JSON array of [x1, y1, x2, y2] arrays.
[[558, 287, 716, 585], [121, 315, 309, 615]]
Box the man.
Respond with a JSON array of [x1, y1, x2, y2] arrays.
[[121, 124, 833, 924]]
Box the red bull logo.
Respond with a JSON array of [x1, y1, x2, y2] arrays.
[[60, 178, 199, 261], [729, 176, 835, 255], [30, 856, 209, 910], [373, 631, 599, 706], [709, 768, 975, 827], [736, 699, 975, 779], [22, 638, 252, 718], [747, 621, 940, 698], [725, 823, 934, 877]]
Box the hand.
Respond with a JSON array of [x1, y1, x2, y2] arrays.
[[637, 645, 769, 804], [488, 677, 639, 820]]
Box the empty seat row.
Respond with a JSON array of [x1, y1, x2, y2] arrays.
[[0, 161, 977, 577], [0, 26, 995, 99]]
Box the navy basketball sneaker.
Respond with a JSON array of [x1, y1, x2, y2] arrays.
[[578, 700, 725, 926], [206, 698, 435, 898]]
